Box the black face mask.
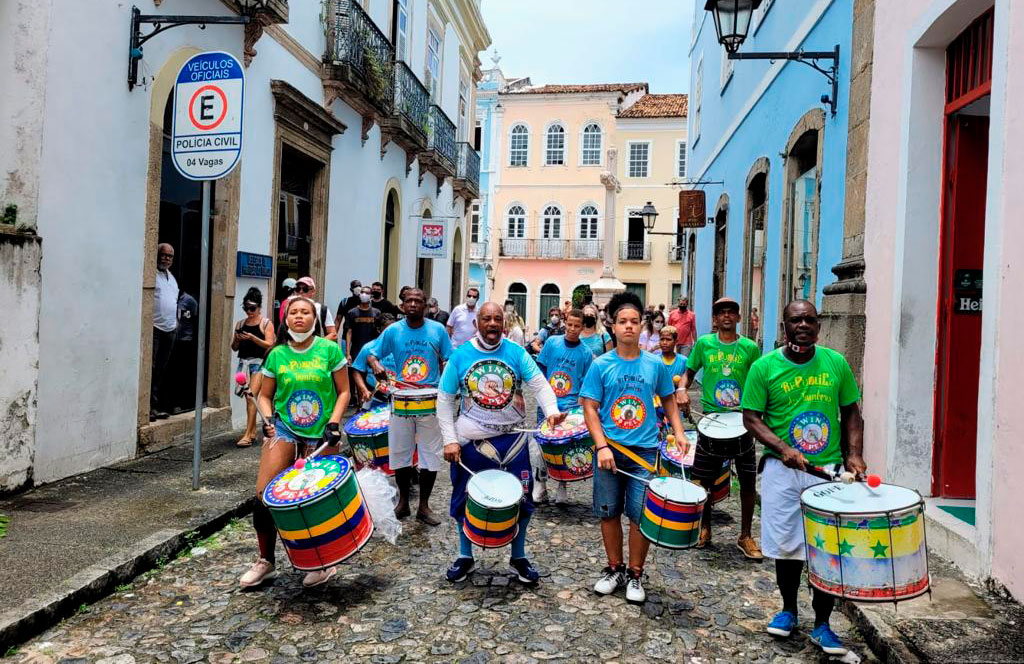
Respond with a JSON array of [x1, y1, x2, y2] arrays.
[[372, 292, 383, 299], [583, 315, 597, 327]]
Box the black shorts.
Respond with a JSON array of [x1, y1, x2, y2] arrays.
[[690, 430, 757, 490]]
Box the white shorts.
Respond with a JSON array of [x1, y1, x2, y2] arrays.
[[388, 414, 443, 472], [760, 456, 836, 560]]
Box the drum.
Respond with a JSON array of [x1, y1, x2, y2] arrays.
[[535, 406, 594, 482], [462, 469, 523, 548], [696, 411, 750, 457], [639, 477, 708, 549], [262, 455, 374, 571], [343, 405, 391, 475], [709, 459, 732, 505], [801, 482, 930, 602], [392, 388, 438, 418], [658, 430, 697, 478]]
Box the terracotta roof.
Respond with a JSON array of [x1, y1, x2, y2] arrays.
[[506, 82, 648, 96], [618, 94, 689, 118]]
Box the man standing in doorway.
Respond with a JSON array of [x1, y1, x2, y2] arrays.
[[668, 297, 697, 356], [151, 243, 178, 421], [447, 287, 480, 348]]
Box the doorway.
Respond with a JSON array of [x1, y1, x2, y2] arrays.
[[781, 123, 821, 307], [451, 226, 463, 308], [274, 146, 320, 314], [743, 166, 768, 346], [383, 190, 400, 298], [626, 214, 646, 260], [713, 198, 728, 302], [417, 209, 434, 296]]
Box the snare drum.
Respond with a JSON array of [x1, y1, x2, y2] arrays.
[[463, 469, 523, 548], [262, 455, 374, 571], [639, 477, 708, 549], [392, 388, 438, 418], [696, 411, 750, 457], [658, 430, 697, 478], [535, 406, 594, 482], [801, 482, 930, 602], [343, 405, 391, 475]]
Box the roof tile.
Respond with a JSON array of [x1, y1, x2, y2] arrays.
[[618, 94, 689, 118]]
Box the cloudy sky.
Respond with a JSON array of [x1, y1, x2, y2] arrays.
[[480, 0, 697, 94]]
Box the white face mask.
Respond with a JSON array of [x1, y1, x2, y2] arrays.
[[653, 322, 664, 331], [351, 287, 360, 296], [466, 297, 478, 306], [550, 315, 560, 325], [359, 293, 372, 303], [288, 327, 315, 343]]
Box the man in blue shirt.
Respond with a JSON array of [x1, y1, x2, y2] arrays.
[[351, 314, 397, 409], [533, 309, 594, 504]]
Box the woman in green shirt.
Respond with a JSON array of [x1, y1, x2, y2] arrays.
[[239, 296, 351, 590]]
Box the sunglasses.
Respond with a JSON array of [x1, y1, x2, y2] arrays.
[[294, 285, 313, 293], [243, 304, 258, 312]]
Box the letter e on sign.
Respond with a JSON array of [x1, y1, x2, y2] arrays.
[[172, 51, 244, 181]]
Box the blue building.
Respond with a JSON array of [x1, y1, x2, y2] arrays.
[[685, 0, 853, 349]]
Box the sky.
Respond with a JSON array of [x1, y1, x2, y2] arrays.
[[480, 0, 696, 94]]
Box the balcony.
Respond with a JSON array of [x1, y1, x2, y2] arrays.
[[668, 244, 683, 262], [418, 104, 457, 185], [499, 238, 531, 258], [380, 61, 429, 166], [498, 238, 605, 260], [454, 142, 481, 200], [536, 239, 568, 259], [619, 241, 651, 262], [469, 242, 489, 260], [572, 239, 603, 260], [323, 0, 394, 136]]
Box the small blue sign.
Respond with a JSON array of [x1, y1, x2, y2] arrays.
[[236, 251, 273, 279]]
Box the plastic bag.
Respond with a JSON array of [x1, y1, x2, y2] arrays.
[[356, 467, 402, 544]]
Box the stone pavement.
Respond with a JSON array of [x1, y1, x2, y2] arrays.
[[5, 477, 876, 663]]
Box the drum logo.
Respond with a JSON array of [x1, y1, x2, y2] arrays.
[[401, 355, 430, 383], [466, 359, 517, 409], [351, 442, 372, 465], [564, 442, 593, 476], [550, 371, 573, 398], [789, 411, 830, 455], [270, 458, 340, 503], [286, 389, 323, 428], [714, 379, 742, 408], [612, 395, 646, 430]]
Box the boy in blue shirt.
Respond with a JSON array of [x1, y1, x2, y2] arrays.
[[581, 291, 688, 605], [351, 314, 397, 409]]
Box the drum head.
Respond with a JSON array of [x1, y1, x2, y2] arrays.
[[263, 455, 350, 507], [696, 411, 746, 439], [467, 469, 522, 509], [801, 481, 921, 514], [344, 405, 390, 436], [394, 387, 438, 399], [659, 432, 696, 467], [649, 476, 707, 504], [537, 406, 588, 443]]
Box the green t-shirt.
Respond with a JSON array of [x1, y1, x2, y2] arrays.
[[262, 337, 347, 439], [685, 333, 761, 412], [740, 346, 860, 465]]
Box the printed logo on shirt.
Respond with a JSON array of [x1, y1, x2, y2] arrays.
[[400, 355, 430, 383], [286, 389, 323, 428], [611, 395, 646, 430], [789, 411, 831, 455], [465, 359, 516, 410], [549, 371, 573, 398], [714, 379, 742, 408]]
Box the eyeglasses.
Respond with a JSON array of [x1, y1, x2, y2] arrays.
[[243, 304, 258, 312], [294, 285, 312, 293]]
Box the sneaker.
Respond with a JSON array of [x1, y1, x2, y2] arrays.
[[809, 623, 848, 655], [554, 482, 569, 505], [509, 557, 541, 585], [625, 568, 646, 604], [766, 610, 798, 638], [239, 558, 276, 588], [593, 564, 626, 595], [532, 481, 549, 504], [446, 556, 476, 583], [736, 535, 764, 560], [302, 566, 337, 588]]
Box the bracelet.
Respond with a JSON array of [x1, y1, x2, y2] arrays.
[[595, 444, 609, 452]]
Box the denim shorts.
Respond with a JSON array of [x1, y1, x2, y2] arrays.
[[592, 445, 657, 523], [237, 358, 262, 376], [272, 417, 321, 448]]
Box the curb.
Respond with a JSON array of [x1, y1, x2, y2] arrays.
[[0, 496, 256, 653], [841, 601, 921, 664]]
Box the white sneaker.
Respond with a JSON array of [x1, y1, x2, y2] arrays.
[[625, 570, 646, 604], [239, 558, 276, 588], [554, 482, 569, 505], [593, 565, 626, 595], [532, 481, 549, 503]]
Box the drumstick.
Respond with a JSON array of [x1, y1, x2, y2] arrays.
[[234, 372, 271, 427], [612, 467, 651, 485], [458, 460, 477, 476], [803, 464, 883, 490]]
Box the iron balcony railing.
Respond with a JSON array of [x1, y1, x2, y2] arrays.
[[536, 239, 568, 259], [572, 239, 602, 260], [499, 237, 531, 258], [619, 241, 652, 262], [497, 238, 604, 259], [427, 105, 457, 170], [469, 242, 488, 260], [457, 142, 481, 190], [393, 61, 429, 137], [328, 0, 395, 111], [668, 244, 684, 262]]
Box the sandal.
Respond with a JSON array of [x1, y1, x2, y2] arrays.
[[236, 437, 254, 448]]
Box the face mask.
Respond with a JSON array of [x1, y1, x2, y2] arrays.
[[288, 327, 314, 343], [787, 341, 815, 354], [359, 293, 372, 303], [550, 315, 560, 325], [653, 322, 664, 331], [351, 287, 360, 296], [680, 304, 688, 311], [466, 297, 478, 306], [583, 315, 596, 327], [372, 292, 382, 300]]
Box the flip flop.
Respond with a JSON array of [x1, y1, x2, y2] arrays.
[[236, 438, 254, 448]]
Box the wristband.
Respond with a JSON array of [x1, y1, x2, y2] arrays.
[[595, 444, 609, 452]]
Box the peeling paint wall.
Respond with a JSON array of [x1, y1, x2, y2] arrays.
[[0, 234, 41, 492]]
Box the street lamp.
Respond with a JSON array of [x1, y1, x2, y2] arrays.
[[640, 201, 659, 232], [703, 0, 840, 115]]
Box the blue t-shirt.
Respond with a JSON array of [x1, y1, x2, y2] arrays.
[[376, 318, 452, 388], [580, 330, 610, 356], [440, 339, 541, 432], [537, 335, 594, 411], [352, 336, 396, 390], [580, 350, 675, 449], [655, 352, 688, 382]]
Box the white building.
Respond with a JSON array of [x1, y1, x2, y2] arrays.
[[0, 0, 489, 490]]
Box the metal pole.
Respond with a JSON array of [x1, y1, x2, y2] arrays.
[[192, 179, 211, 490]]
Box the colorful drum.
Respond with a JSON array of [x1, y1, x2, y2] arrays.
[[343, 405, 391, 475], [535, 406, 594, 482], [262, 455, 374, 571], [801, 482, 930, 602], [462, 469, 523, 548], [658, 430, 697, 478], [639, 477, 708, 549], [392, 388, 438, 418], [696, 411, 749, 457], [709, 459, 732, 505]]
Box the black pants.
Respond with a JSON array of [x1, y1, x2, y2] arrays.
[[151, 328, 176, 411]]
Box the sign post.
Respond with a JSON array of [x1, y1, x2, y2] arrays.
[[172, 51, 244, 490]]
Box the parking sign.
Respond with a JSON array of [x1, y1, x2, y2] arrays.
[[172, 51, 244, 180]]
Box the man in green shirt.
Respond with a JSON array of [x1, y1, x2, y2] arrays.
[[678, 297, 762, 558], [741, 300, 866, 656]]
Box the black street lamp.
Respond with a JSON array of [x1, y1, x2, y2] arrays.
[[641, 202, 679, 237], [704, 0, 840, 115]]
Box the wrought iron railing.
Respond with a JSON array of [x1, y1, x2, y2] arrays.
[[457, 142, 481, 190], [469, 242, 488, 260], [427, 105, 457, 170], [668, 245, 684, 262], [393, 61, 429, 136], [499, 238, 530, 258], [619, 241, 651, 261], [536, 239, 568, 259], [328, 0, 395, 111], [572, 239, 603, 260]]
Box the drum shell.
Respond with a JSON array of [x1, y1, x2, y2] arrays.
[[348, 431, 392, 475], [709, 459, 731, 505], [463, 494, 520, 548], [537, 433, 594, 482], [639, 482, 706, 549], [392, 390, 438, 418]]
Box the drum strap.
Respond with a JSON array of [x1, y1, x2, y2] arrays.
[[605, 439, 666, 476]]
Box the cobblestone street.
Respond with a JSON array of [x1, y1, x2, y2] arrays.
[[7, 476, 874, 663]]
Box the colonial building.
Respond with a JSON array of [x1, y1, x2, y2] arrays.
[[0, 0, 488, 490]]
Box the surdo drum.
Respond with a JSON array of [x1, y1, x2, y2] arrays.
[[535, 406, 594, 482], [462, 469, 523, 548], [392, 388, 438, 418], [639, 477, 708, 549]]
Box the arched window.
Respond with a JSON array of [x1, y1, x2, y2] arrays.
[[539, 283, 561, 328], [506, 204, 526, 238], [574, 204, 600, 259], [581, 123, 602, 165], [508, 282, 527, 321], [509, 124, 529, 166], [542, 205, 562, 239], [578, 205, 599, 239], [545, 123, 565, 165]]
